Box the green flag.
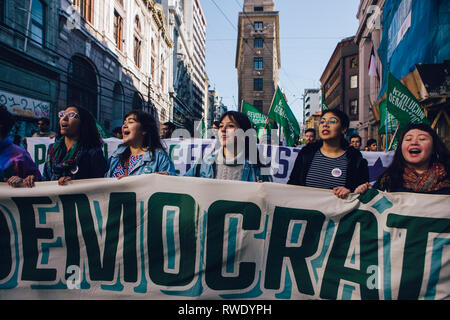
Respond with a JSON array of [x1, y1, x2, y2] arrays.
[[268, 87, 300, 147], [196, 117, 207, 138], [95, 118, 110, 138], [386, 72, 429, 127], [378, 99, 400, 134], [242, 100, 273, 141], [321, 90, 329, 111]]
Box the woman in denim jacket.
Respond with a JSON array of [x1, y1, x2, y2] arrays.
[[106, 110, 175, 178], [184, 111, 272, 182]]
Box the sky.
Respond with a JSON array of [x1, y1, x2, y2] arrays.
[[201, 0, 361, 124]]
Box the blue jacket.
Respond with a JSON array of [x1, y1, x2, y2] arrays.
[[105, 145, 176, 177], [184, 151, 272, 182]]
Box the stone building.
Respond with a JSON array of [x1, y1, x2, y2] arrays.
[[320, 36, 360, 136], [58, 0, 173, 133], [162, 0, 207, 134], [355, 0, 384, 149], [236, 0, 280, 115], [0, 0, 60, 137]]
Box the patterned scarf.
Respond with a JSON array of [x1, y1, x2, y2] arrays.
[[403, 163, 450, 193], [47, 137, 81, 179]]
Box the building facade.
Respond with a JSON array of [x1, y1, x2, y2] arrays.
[[355, 0, 384, 149], [356, 0, 449, 148], [163, 0, 207, 134], [303, 88, 321, 131], [0, 0, 60, 138], [236, 0, 280, 115], [58, 0, 173, 133], [320, 36, 360, 136]]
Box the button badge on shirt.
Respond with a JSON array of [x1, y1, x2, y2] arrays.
[[331, 168, 342, 177]]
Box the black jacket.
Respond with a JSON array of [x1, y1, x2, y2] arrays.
[[287, 141, 369, 192]]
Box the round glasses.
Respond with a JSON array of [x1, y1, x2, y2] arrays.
[[58, 111, 79, 119], [319, 117, 339, 125]]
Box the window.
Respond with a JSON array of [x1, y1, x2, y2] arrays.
[[74, 0, 94, 24], [254, 78, 263, 91], [134, 37, 141, 68], [253, 100, 263, 111], [350, 99, 358, 116], [134, 16, 142, 68], [30, 0, 45, 46], [67, 56, 98, 118], [254, 38, 263, 48], [254, 21, 263, 31], [350, 75, 358, 89], [132, 92, 143, 110], [150, 57, 155, 81], [112, 82, 124, 128], [254, 57, 263, 70], [350, 58, 358, 69], [161, 70, 165, 90], [113, 10, 123, 51], [254, 6, 263, 11], [0, 0, 5, 25]]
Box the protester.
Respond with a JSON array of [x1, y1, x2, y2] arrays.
[[160, 121, 176, 139], [287, 109, 369, 198], [211, 120, 220, 139], [349, 134, 362, 150], [0, 106, 42, 187], [112, 126, 123, 139], [184, 111, 272, 182], [304, 128, 316, 145], [106, 109, 175, 178], [374, 123, 450, 194], [34, 105, 107, 186], [32, 117, 56, 138], [366, 138, 377, 151]]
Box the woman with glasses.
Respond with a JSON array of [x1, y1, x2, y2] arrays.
[[105, 109, 176, 178], [25, 105, 107, 186], [287, 109, 369, 198]]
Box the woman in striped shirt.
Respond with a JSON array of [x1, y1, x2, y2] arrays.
[[288, 109, 370, 198]]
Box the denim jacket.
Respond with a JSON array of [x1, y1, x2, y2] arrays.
[[105, 145, 176, 177], [184, 150, 272, 182]]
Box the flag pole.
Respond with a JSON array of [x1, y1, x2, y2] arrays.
[[261, 87, 278, 141], [387, 123, 400, 151]]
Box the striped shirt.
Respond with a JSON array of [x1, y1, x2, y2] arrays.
[[305, 150, 348, 190]]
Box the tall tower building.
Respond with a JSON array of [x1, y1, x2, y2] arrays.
[[236, 0, 280, 114]]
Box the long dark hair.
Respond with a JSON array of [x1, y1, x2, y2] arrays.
[[219, 111, 264, 165], [120, 109, 165, 164], [320, 109, 350, 149], [56, 105, 103, 149], [377, 123, 450, 190]]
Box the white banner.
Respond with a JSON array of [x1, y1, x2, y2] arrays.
[[0, 175, 449, 300], [25, 137, 394, 184]]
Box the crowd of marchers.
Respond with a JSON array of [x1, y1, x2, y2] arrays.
[[1, 104, 449, 196]]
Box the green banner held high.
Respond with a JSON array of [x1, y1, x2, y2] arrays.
[[242, 100, 273, 141], [386, 72, 429, 127], [268, 86, 300, 147]]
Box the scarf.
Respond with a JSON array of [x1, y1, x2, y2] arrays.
[[47, 137, 81, 179], [403, 163, 450, 193]]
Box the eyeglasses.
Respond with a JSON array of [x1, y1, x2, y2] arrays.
[[319, 117, 339, 125], [58, 111, 79, 119]]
